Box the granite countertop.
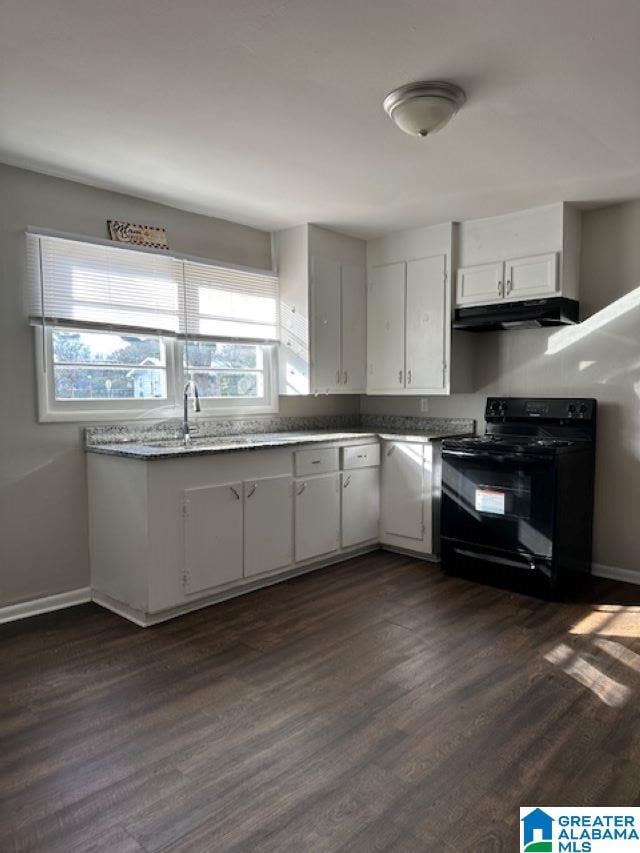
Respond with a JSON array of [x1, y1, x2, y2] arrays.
[[85, 427, 472, 460]]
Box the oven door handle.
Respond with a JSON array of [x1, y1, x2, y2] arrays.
[[442, 449, 549, 464]]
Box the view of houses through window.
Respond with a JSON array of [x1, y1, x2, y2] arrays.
[[51, 328, 267, 402]]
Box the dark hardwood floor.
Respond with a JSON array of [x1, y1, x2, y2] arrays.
[[2, 551, 640, 852]]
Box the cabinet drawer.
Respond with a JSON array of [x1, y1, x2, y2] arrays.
[[295, 447, 339, 476], [342, 443, 381, 470]]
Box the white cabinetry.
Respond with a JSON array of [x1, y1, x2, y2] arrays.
[[244, 476, 293, 577], [340, 262, 367, 391], [366, 221, 470, 396], [367, 262, 405, 392], [87, 435, 442, 627], [310, 256, 341, 390], [275, 224, 366, 395], [455, 203, 579, 308], [456, 262, 504, 306], [380, 441, 436, 555], [406, 256, 447, 391], [295, 474, 340, 562], [183, 483, 244, 594], [367, 254, 448, 394], [341, 468, 379, 548], [506, 253, 557, 300]]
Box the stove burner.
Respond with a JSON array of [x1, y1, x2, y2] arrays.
[[533, 439, 573, 447]]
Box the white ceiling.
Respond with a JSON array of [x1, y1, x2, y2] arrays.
[[2, 0, 640, 238]]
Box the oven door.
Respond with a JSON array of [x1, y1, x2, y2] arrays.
[[441, 449, 555, 559]]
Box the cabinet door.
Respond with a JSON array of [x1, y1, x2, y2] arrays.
[[456, 262, 504, 307], [183, 483, 243, 594], [381, 442, 424, 541], [295, 474, 340, 562], [505, 252, 558, 301], [341, 468, 380, 548], [405, 255, 447, 392], [310, 255, 341, 392], [367, 262, 406, 393], [244, 476, 293, 577], [340, 262, 366, 392]]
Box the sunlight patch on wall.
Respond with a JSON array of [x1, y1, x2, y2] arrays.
[[546, 285, 640, 355]]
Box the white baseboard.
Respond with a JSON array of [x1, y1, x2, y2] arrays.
[[592, 563, 640, 586], [0, 587, 92, 625]]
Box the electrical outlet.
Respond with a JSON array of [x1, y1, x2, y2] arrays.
[[420, 398, 429, 413]]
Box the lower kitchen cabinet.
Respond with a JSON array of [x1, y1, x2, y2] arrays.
[[244, 475, 293, 577], [381, 441, 435, 554], [295, 473, 340, 562], [88, 436, 441, 627], [341, 467, 380, 548], [183, 482, 244, 594]]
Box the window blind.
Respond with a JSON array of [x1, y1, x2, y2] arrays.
[[26, 232, 279, 342], [183, 259, 279, 341]]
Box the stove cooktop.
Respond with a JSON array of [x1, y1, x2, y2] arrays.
[[442, 434, 585, 454]]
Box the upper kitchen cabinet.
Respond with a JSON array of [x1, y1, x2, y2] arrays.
[[455, 203, 580, 308], [366, 221, 471, 396], [274, 224, 366, 395]]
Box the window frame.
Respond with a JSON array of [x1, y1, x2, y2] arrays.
[[35, 327, 279, 423]]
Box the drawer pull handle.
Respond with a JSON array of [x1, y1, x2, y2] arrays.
[[311, 460, 321, 465]]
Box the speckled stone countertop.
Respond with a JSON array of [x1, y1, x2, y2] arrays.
[[85, 414, 475, 460]]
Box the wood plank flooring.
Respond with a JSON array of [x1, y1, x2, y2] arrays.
[[2, 551, 640, 852]]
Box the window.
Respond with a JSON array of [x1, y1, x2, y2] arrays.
[[36, 328, 277, 421], [184, 341, 264, 400], [28, 231, 279, 422], [52, 329, 168, 401]]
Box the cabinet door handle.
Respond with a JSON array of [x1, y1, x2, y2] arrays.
[[343, 475, 351, 489], [247, 483, 257, 499], [506, 279, 512, 295], [386, 444, 395, 457], [229, 486, 241, 500], [343, 370, 348, 384], [398, 369, 403, 384], [336, 369, 341, 384], [407, 369, 412, 385], [497, 280, 503, 297], [297, 482, 307, 495]]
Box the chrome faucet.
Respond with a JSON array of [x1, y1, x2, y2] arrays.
[[183, 380, 201, 446]]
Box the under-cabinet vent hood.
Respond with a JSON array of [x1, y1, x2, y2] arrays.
[[453, 297, 579, 332]]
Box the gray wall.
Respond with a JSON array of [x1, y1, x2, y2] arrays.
[[364, 201, 640, 575], [0, 164, 358, 607]]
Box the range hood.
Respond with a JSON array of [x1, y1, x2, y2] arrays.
[[453, 297, 579, 332]]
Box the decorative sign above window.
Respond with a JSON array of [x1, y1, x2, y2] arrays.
[[107, 220, 169, 250]]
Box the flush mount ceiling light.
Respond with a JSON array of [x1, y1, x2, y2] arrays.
[[383, 80, 466, 137]]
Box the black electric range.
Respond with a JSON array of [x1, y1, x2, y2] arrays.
[[440, 397, 597, 591]]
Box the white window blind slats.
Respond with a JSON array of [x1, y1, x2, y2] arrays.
[[26, 233, 279, 343], [183, 260, 278, 342]]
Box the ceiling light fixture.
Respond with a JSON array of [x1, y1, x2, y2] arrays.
[[383, 80, 466, 138]]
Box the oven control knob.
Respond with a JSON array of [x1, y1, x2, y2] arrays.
[[579, 403, 587, 415], [567, 404, 576, 416]]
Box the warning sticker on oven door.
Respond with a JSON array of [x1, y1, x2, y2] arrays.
[[475, 488, 506, 515]]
